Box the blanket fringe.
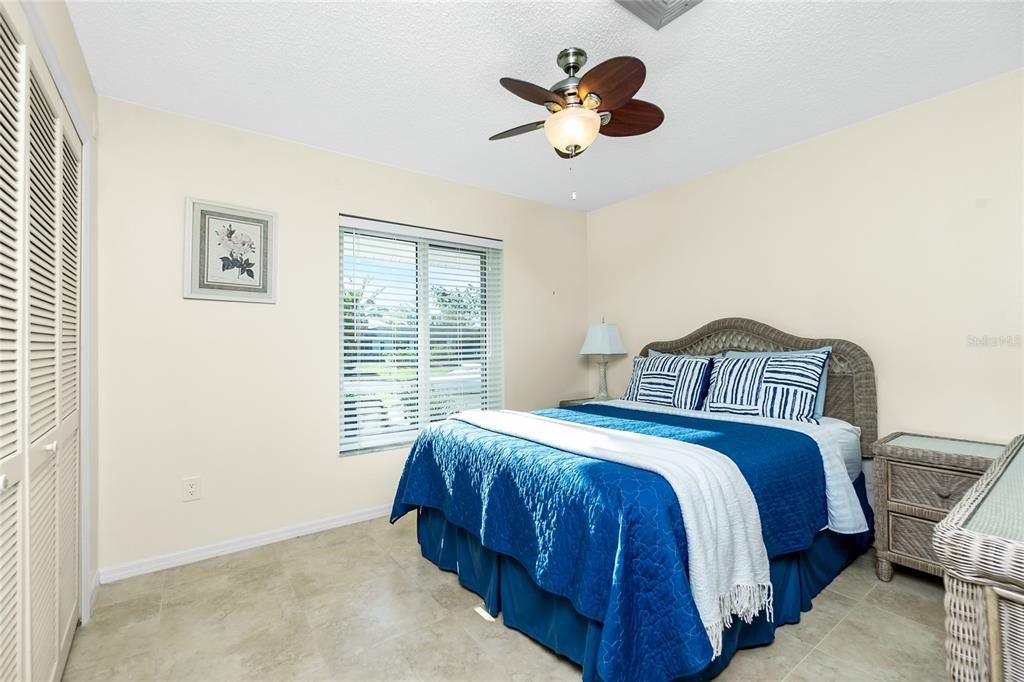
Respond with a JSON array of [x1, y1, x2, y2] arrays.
[[706, 583, 774, 659]]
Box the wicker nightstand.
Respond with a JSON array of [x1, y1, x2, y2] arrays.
[[873, 432, 1005, 581], [559, 397, 596, 407]]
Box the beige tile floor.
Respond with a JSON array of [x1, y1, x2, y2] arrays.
[[63, 515, 947, 682]]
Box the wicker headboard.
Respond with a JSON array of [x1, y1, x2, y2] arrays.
[[640, 317, 878, 452]]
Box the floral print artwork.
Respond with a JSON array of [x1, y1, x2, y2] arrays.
[[187, 200, 275, 303], [216, 223, 257, 280]]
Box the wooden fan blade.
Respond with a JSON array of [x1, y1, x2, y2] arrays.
[[489, 121, 545, 141], [578, 57, 646, 112], [499, 78, 565, 108], [600, 100, 664, 137], [554, 146, 587, 159]]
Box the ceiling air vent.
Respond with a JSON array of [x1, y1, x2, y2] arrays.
[[616, 0, 704, 30]]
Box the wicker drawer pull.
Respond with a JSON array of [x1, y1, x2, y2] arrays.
[[889, 462, 979, 512]]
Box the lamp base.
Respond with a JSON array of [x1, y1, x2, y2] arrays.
[[596, 360, 610, 401]]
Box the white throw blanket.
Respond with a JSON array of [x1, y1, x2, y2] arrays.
[[453, 409, 772, 659]]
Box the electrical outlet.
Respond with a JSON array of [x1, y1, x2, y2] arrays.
[[182, 476, 201, 502]]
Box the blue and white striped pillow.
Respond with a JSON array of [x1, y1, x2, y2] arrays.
[[723, 346, 831, 420], [705, 350, 831, 423], [623, 354, 712, 410]]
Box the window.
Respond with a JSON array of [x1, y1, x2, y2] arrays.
[[339, 216, 503, 453]]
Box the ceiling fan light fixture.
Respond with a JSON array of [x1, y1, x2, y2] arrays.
[[544, 107, 601, 154]]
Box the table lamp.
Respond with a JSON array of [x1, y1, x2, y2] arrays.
[[579, 322, 626, 400]]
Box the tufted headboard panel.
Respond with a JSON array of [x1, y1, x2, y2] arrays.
[[640, 318, 877, 453]]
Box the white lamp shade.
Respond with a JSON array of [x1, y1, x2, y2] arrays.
[[579, 323, 626, 356]]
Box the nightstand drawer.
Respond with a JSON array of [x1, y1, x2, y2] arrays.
[[889, 461, 979, 512], [888, 512, 939, 565]]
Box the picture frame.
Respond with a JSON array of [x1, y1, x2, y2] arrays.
[[184, 198, 277, 303]]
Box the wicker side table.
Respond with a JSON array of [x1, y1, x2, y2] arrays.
[[934, 435, 1024, 682], [559, 397, 596, 407], [872, 433, 1005, 581]]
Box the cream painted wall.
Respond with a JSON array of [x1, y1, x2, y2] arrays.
[[96, 97, 589, 568], [587, 70, 1024, 444], [97, 70, 1023, 571]]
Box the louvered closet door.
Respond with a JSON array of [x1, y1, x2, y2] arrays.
[[26, 61, 81, 680], [0, 11, 23, 682], [55, 130, 80, 664], [0, 6, 83, 682], [25, 68, 60, 682]]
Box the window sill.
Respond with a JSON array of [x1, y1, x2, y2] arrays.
[[338, 441, 415, 458]]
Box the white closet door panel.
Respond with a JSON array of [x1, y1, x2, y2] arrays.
[[25, 53, 71, 682], [55, 113, 80, 676], [27, 451, 55, 682], [56, 428, 76, 651], [26, 71, 56, 447], [56, 130, 79, 660], [0, 454, 24, 682]]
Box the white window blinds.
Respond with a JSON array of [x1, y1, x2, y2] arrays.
[[339, 217, 503, 454]]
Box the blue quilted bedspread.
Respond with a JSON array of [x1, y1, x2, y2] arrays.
[[390, 404, 828, 681]]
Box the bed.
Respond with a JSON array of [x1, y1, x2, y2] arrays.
[[390, 318, 878, 681]]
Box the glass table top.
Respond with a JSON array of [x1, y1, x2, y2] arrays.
[[888, 434, 1006, 459], [964, 445, 1024, 542]]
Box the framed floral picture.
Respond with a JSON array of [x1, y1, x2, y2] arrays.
[[184, 199, 277, 303]]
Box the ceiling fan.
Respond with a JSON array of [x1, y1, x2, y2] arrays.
[[489, 47, 664, 158]]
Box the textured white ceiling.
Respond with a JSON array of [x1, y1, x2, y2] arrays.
[[68, 1, 1023, 211]]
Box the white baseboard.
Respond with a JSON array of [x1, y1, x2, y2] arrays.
[[98, 504, 391, 584]]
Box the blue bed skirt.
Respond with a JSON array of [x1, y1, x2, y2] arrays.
[[413, 474, 874, 681]]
